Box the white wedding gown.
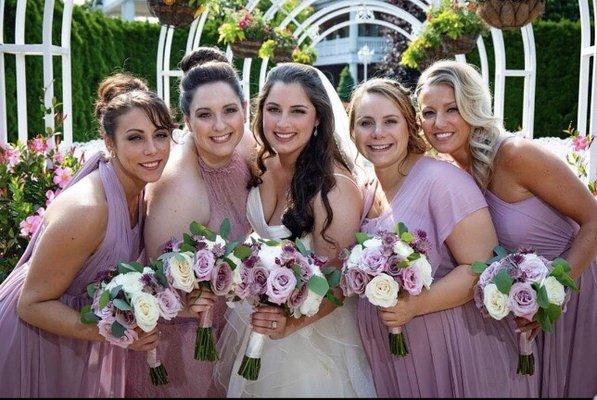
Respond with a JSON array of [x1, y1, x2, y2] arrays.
[[215, 185, 376, 398]]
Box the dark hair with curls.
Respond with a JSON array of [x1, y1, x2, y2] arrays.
[[179, 47, 229, 74], [250, 63, 352, 244], [94, 73, 175, 142], [179, 61, 243, 117]]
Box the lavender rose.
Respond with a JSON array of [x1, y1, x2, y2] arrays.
[[342, 267, 370, 297], [211, 261, 234, 296], [400, 266, 424, 295], [288, 285, 308, 312], [360, 246, 388, 276], [98, 317, 138, 348], [266, 268, 297, 305], [508, 282, 539, 321], [518, 253, 549, 283], [249, 266, 269, 296], [478, 259, 506, 288], [193, 249, 216, 282], [156, 288, 183, 320]]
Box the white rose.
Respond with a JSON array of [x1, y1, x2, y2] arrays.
[[542, 276, 566, 306], [299, 289, 325, 317], [259, 245, 284, 271], [365, 274, 399, 308], [393, 241, 414, 259], [107, 272, 144, 295], [131, 292, 160, 332], [232, 265, 242, 286], [142, 267, 154, 275], [167, 252, 196, 293], [411, 256, 433, 289], [363, 238, 383, 249], [483, 283, 510, 320], [346, 244, 364, 269]]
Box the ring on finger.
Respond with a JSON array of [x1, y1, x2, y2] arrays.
[[271, 320, 277, 329]]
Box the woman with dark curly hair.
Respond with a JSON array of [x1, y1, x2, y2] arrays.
[[216, 63, 376, 397]]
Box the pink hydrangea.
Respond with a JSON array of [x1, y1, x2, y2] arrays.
[[53, 166, 73, 188]]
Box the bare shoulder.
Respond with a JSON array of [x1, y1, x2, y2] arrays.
[[495, 137, 559, 173]]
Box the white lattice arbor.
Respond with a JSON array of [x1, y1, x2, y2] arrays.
[[0, 0, 74, 146]]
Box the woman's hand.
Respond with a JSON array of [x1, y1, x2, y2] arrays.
[[188, 287, 217, 314], [378, 293, 421, 328], [514, 317, 541, 342], [128, 327, 160, 352], [251, 305, 288, 340]]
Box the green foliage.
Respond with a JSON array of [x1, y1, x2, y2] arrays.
[[544, 0, 579, 21], [336, 66, 355, 103]]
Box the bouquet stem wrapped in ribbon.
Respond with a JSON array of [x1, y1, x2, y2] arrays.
[[340, 222, 433, 357], [472, 246, 578, 375], [195, 307, 217, 361]]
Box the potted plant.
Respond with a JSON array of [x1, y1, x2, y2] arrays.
[[147, 0, 216, 28], [474, 0, 545, 29], [218, 8, 271, 59], [401, 0, 487, 71]]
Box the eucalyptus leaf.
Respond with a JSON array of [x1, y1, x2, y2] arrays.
[[80, 305, 100, 324], [308, 275, 329, 297], [321, 266, 336, 276], [233, 245, 252, 260], [98, 290, 110, 309], [113, 298, 132, 311], [264, 239, 279, 247], [471, 261, 488, 274], [220, 218, 231, 239], [291, 264, 302, 281], [493, 269, 513, 295], [86, 283, 97, 298], [295, 239, 308, 256], [109, 285, 123, 300], [493, 245, 509, 258], [111, 321, 126, 338], [158, 252, 176, 262], [355, 232, 369, 245], [326, 269, 341, 288], [128, 262, 144, 273], [325, 291, 343, 307], [225, 240, 239, 256]]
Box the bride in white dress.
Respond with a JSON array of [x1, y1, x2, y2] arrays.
[[214, 63, 376, 397]]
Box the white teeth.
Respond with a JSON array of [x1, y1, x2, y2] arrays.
[[141, 161, 159, 169], [211, 133, 231, 143], [275, 132, 295, 139], [369, 144, 392, 151], [435, 132, 453, 139]]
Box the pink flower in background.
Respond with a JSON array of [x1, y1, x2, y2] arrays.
[[571, 135, 591, 152], [30, 137, 49, 153], [53, 166, 73, 188], [45, 189, 58, 205], [6, 148, 21, 168], [53, 151, 64, 164], [19, 214, 43, 237]]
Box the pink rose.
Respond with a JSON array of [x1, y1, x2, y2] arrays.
[[156, 288, 182, 320], [53, 166, 73, 188], [341, 267, 370, 297], [508, 282, 539, 321], [400, 267, 423, 295], [211, 261, 234, 296], [266, 268, 297, 305], [517, 254, 549, 284], [99, 317, 138, 348], [193, 249, 215, 282], [288, 284, 308, 309], [360, 247, 388, 276], [478, 259, 506, 288], [234, 266, 252, 299], [249, 266, 269, 296]]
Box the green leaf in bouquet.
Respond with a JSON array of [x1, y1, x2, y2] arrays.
[[407, 252, 420, 262], [493, 245, 509, 259], [321, 266, 337, 276], [98, 290, 111, 309], [308, 274, 329, 296], [395, 222, 409, 236], [471, 261, 488, 274], [189, 221, 201, 236], [80, 305, 100, 324], [233, 245, 253, 260], [183, 233, 194, 246], [325, 268, 341, 288], [157, 252, 176, 262], [400, 232, 414, 243], [555, 274, 579, 291], [536, 285, 549, 309], [355, 232, 369, 245], [493, 269, 513, 295], [109, 285, 123, 300], [325, 290, 343, 307], [535, 308, 552, 332], [397, 260, 410, 269], [545, 303, 562, 323], [263, 239, 280, 247], [180, 243, 196, 253], [291, 264, 302, 281], [294, 238, 308, 256], [154, 268, 168, 288], [551, 258, 571, 273], [113, 298, 132, 311], [111, 320, 126, 338], [86, 283, 97, 298], [128, 262, 144, 273], [225, 240, 240, 256], [219, 218, 231, 239]]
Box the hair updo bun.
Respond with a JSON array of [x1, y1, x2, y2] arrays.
[[94, 73, 149, 120], [179, 46, 228, 74]]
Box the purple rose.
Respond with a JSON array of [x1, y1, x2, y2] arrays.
[[211, 261, 234, 296], [114, 309, 136, 329], [266, 268, 297, 305], [385, 255, 402, 278], [249, 266, 269, 296], [473, 284, 490, 318], [234, 266, 252, 299], [288, 284, 308, 309], [517, 254, 549, 284], [508, 282, 539, 321], [400, 267, 423, 295], [296, 257, 314, 283], [98, 317, 138, 348], [360, 247, 388, 276], [193, 249, 215, 282], [156, 288, 182, 320], [341, 267, 370, 297], [478, 259, 506, 288]]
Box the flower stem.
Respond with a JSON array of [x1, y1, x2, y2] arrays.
[[389, 331, 409, 357], [238, 356, 261, 381], [149, 363, 169, 385], [517, 353, 535, 375], [194, 327, 219, 361]]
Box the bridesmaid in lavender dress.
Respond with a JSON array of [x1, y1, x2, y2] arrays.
[[0, 73, 174, 396], [416, 60, 597, 397], [349, 78, 539, 397], [125, 55, 253, 397]]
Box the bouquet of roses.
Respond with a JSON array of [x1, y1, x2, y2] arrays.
[[472, 246, 578, 375], [158, 219, 242, 361], [231, 236, 340, 380], [340, 222, 433, 357], [80, 260, 182, 385]]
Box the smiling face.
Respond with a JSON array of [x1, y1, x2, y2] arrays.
[[417, 83, 472, 158], [185, 81, 245, 166], [352, 92, 411, 170], [106, 107, 171, 186], [262, 82, 319, 159]]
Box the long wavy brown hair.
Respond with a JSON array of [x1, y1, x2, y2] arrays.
[[249, 63, 352, 243]]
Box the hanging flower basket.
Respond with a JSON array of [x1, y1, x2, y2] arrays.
[[272, 47, 294, 63], [147, 0, 204, 28], [476, 0, 545, 29], [230, 40, 264, 59], [418, 33, 480, 71]]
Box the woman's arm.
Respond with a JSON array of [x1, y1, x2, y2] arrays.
[[379, 208, 497, 327], [251, 174, 364, 339]]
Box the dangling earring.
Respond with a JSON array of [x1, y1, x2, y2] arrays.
[[313, 126, 318, 137]]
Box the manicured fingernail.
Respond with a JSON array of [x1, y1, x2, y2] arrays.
[[514, 328, 521, 333]]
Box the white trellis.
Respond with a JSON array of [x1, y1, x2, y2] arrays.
[[0, 0, 74, 146]]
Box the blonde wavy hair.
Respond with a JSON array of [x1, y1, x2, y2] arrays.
[[348, 78, 430, 162], [415, 60, 504, 188]]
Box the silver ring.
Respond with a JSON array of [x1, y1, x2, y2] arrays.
[[271, 320, 277, 329]]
